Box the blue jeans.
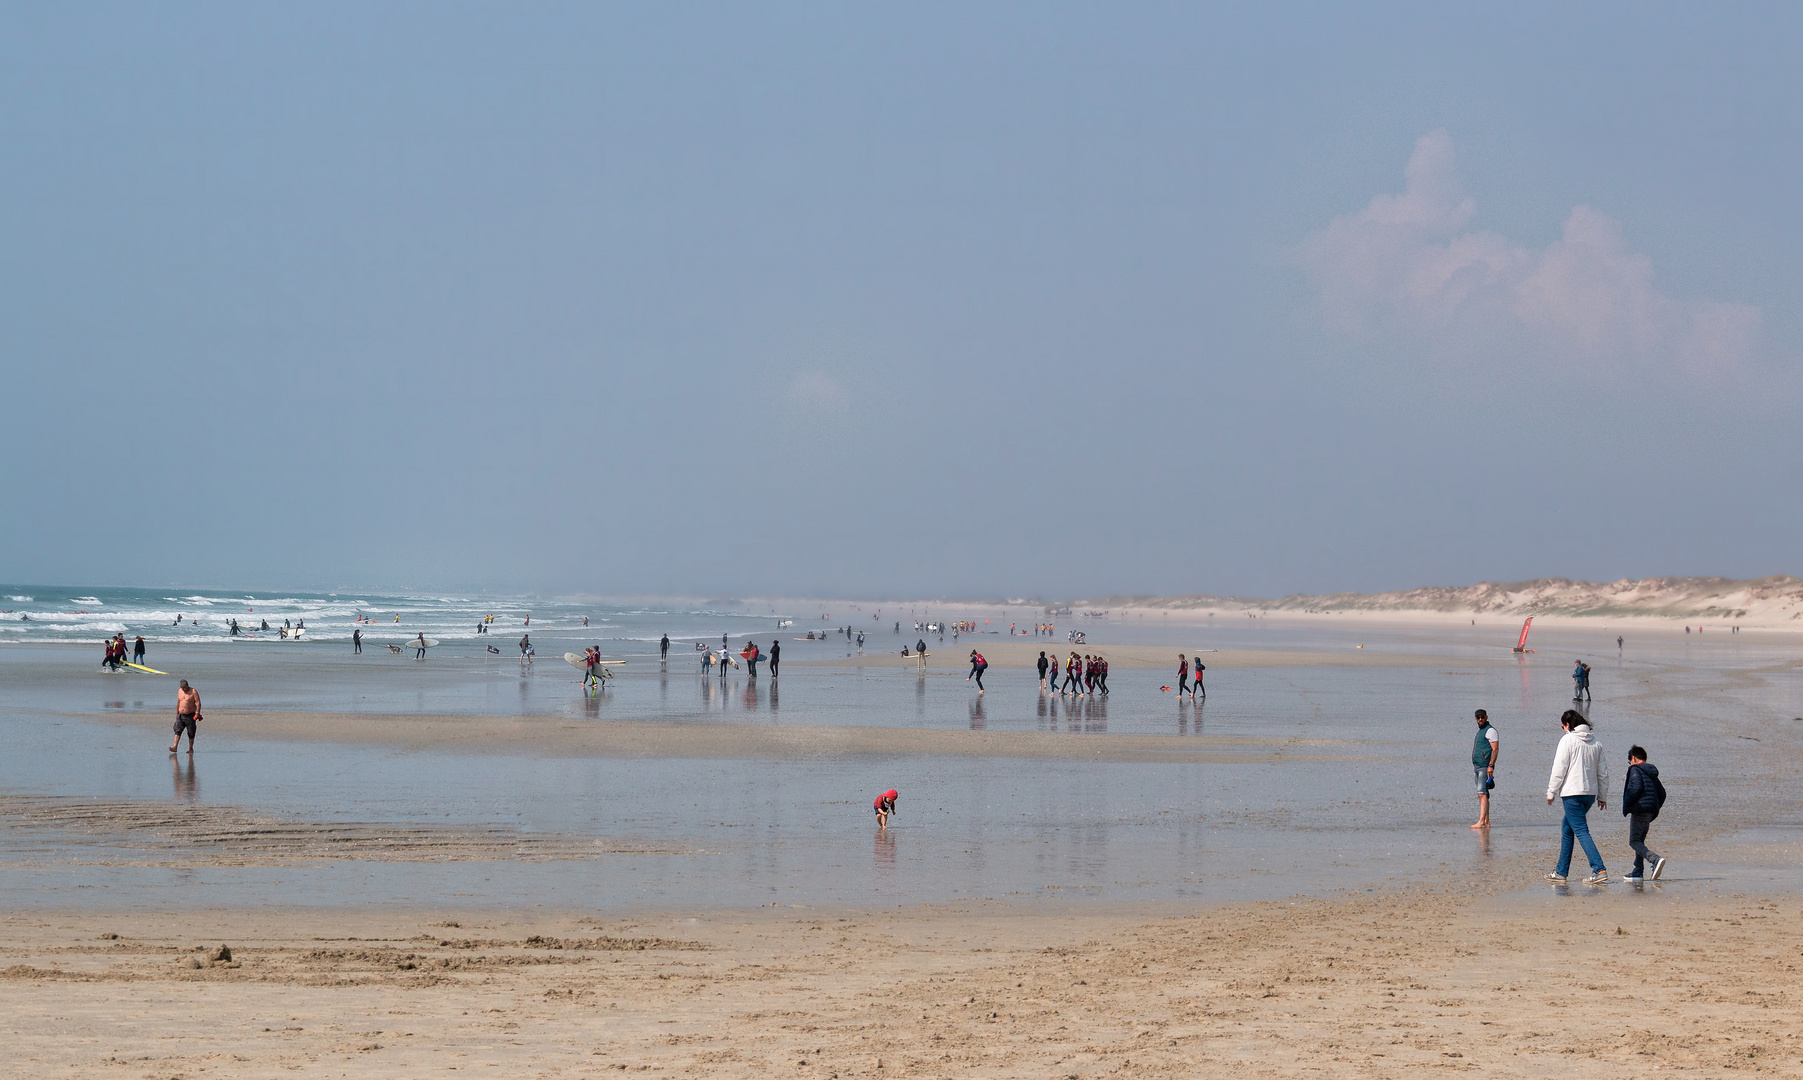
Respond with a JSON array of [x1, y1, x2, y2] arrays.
[[1556, 794, 1605, 876]]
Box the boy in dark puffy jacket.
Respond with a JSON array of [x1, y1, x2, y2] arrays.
[[1621, 745, 1667, 882]]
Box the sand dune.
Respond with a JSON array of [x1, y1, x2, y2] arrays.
[[1084, 573, 1803, 621]]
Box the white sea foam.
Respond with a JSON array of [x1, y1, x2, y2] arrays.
[[8, 595, 31, 602]]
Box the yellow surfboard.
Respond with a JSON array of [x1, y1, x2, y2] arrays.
[[122, 661, 168, 675]]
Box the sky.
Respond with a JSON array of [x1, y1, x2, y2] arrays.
[[2, 3, 1799, 601]]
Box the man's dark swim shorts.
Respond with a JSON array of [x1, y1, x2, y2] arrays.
[[173, 714, 197, 738]]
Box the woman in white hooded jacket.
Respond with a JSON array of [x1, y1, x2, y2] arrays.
[[1546, 709, 1609, 884]]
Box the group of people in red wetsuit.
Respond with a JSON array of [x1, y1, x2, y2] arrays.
[[1037, 650, 1109, 695], [102, 633, 144, 671], [1175, 653, 1205, 698]]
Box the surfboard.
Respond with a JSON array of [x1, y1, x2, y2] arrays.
[[407, 638, 438, 649], [123, 661, 168, 675], [564, 652, 615, 678]]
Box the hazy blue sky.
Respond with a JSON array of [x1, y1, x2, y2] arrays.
[[3, 3, 1798, 600]]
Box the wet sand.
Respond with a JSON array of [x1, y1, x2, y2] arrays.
[[9, 621, 1803, 1075], [70, 708, 1353, 762], [795, 641, 1497, 670], [6, 885, 1802, 1078]]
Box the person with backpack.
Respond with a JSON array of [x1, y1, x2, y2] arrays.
[[1621, 745, 1667, 882]]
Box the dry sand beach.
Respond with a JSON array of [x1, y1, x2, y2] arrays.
[[7, 889, 1803, 1077], [6, 613, 1803, 1077]]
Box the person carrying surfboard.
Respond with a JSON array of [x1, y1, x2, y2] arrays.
[[415, 632, 428, 660]]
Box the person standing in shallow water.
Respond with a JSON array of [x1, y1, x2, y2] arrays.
[[768, 639, 780, 678], [169, 680, 201, 754], [1546, 709, 1609, 884], [873, 789, 898, 828], [1470, 709, 1499, 830], [660, 634, 670, 661]]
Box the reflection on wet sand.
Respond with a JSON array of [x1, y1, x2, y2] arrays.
[[1177, 699, 1205, 735], [171, 756, 199, 802]]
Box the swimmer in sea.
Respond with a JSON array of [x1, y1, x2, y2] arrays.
[[873, 789, 899, 828]]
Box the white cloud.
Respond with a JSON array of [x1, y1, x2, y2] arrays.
[[1301, 130, 1759, 373]]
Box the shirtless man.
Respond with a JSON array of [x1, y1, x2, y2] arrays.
[[169, 680, 201, 754]]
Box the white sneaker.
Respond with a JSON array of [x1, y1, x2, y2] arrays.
[[1583, 871, 1610, 885], [1650, 857, 1666, 880], [1545, 872, 1567, 882], [1621, 874, 1643, 883]]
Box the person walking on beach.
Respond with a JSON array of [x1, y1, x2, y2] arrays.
[[873, 789, 899, 829], [353, 627, 362, 654], [1572, 660, 1592, 701], [415, 632, 428, 660], [519, 633, 533, 666], [661, 634, 670, 661], [1176, 654, 1190, 697], [967, 650, 987, 693], [768, 639, 780, 677], [132, 636, 146, 665], [1064, 652, 1082, 695], [1098, 654, 1110, 694], [1470, 709, 1499, 829], [1546, 709, 1609, 884], [746, 641, 761, 677], [1037, 650, 1050, 689], [1620, 745, 1668, 882], [169, 680, 201, 754]]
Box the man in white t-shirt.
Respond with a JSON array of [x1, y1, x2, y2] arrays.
[[1471, 709, 1499, 830]]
